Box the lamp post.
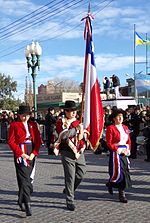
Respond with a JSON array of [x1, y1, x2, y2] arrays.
[[25, 41, 42, 119]]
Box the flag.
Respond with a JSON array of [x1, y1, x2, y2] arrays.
[[83, 14, 104, 150], [135, 32, 147, 46], [135, 73, 150, 93]]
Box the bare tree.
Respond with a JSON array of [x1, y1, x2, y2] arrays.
[[50, 78, 80, 93]]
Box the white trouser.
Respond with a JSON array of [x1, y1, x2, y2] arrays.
[[114, 86, 120, 98]]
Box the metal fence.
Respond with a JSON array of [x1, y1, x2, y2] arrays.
[[0, 122, 9, 143], [0, 122, 47, 145]]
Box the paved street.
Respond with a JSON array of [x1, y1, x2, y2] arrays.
[[0, 143, 150, 223]]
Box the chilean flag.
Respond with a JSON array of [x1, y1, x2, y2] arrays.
[[83, 15, 104, 150]]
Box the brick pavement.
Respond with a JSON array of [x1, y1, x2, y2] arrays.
[[0, 143, 150, 223]]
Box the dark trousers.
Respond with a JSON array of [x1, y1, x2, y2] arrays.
[[146, 139, 150, 160], [14, 158, 35, 204], [61, 150, 86, 204], [130, 132, 138, 158], [46, 130, 53, 154]]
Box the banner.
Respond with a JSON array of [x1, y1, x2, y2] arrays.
[[135, 73, 150, 93], [83, 14, 104, 150]]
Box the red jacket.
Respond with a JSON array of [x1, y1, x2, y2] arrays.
[[8, 120, 42, 158], [54, 118, 85, 152], [106, 124, 131, 152]]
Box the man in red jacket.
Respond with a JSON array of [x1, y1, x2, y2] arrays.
[[53, 100, 86, 211]]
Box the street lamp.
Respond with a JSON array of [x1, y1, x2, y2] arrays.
[[25, 41, 42, 119]]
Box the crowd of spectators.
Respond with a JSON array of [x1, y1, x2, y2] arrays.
[[0, 104, 150, 161]]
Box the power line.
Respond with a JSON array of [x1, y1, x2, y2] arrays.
[[0, 0, 114, 59], [0, 0, 108, 44], [33, 0, 87, 41], [40, 0, 115, 42], [94, 0, 115, 16], [0, 0, 85, 52], [0, 0, 111, 43], [0, 0, 86, 58], [0, 0, 86, 57], [0, 0, 75, 40], [0, 0, 58, 33]]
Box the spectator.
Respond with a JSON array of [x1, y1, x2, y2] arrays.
[[145, 110, 150, 125], [143, 125, 150, 162], [111, 74, 121, 99], [45, 107, 57, 155], [103, 76, 110, 99], [130, 107, 141, 159]]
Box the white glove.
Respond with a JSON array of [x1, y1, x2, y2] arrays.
[[53, 148, 59, 156]]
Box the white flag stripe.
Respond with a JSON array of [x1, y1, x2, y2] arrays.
[[91, 64, 97, 88], [84, 54, 91, 129]]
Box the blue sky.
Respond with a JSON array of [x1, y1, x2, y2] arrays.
[[0, 0, 149, 99]]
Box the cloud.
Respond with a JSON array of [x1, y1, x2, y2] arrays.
[[0, 0, 149, 98], [0, 0, 39, 16], [1, 1, 149, 45], [41, 55, 83, 73], [0, 60, 26, 78], [0, 0, 85, 43], [95, 54, 134, 71], [0, 0, 150, 45], [0, 53, 144, 86], [94, 4, 150, 38]]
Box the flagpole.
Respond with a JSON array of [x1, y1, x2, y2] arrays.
[[133, 24, 137, 100], [88, 0, 90, 12], [80, 1, 91, 123], [145, 33, 149, 104], [146, 33, 148, 75]]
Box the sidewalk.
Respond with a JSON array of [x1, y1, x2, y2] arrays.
[[0, 143, 150, 223]]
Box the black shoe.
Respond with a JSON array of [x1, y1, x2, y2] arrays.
[[119, 190, 128, 203], [24, 203, 32, 216], [18, 202, 25, 212], [67, 203, 75, 211], [106, 182, 113, 195]]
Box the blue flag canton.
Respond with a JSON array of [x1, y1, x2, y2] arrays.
[[86, 38, 96, 68]]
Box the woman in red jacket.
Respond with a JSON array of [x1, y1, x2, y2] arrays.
[[106, 109, 132, 203], [8, 105, 41, 216]]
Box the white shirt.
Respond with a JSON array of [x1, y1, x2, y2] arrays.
[[23, 122, 31, 143], [116, 125, 128, 145]]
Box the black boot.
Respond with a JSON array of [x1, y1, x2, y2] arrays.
[[106, 182, 113, 195], [66, 202, 75, 211], [118, 189, 128, 203], [24, 203, 32, 216]]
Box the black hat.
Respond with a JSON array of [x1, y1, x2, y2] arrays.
[[48, 107, 54, 112], [109, 109, 125, 122], [18, 105, 30, 115], [63, 100, 77, 110]]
